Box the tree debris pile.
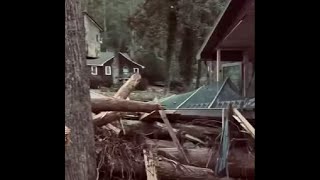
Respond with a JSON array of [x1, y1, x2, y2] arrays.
[[89, 74, 255, 180], [95, 127, 146, 180]]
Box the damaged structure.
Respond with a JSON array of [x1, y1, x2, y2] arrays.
[[89, 71, 254, 179], [197, 0, 255, 98], [65, 0, 255, 179]]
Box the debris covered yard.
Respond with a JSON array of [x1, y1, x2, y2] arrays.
[[67, 73, 255, 180], [65, 0, 255, 179]]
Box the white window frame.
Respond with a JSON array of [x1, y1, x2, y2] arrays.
[[133, 68, 139, 73], [105, 66, 112, 75], [96, 34, 99, 42], [91, 66, 98, 75]]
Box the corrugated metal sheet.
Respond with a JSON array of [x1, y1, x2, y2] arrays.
[[160, 78, 255, 110], [179, 82, 224, 108], [161, 91, 195, 109]]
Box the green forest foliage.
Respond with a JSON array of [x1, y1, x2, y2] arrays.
[[86, 0, 227, 88]]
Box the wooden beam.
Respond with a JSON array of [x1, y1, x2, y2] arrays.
[[65, 126, 71, 146], [216, 49, 221, 82], [102, 123, 121, 135], [242, 50, 249, 97], [157, 109, 190, 164], [143, 149, 158, 180], [154, 122, 206, 145], [233, 108, 255, 138]]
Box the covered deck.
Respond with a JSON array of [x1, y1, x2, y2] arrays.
[[197, 0, 255, 97]]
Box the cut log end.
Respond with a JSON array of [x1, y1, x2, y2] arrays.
[[65, 126, 71, 146]]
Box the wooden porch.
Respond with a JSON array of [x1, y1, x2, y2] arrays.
[[197, 0, 255, 97]]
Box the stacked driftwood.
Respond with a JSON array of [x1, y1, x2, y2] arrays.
[[89, 73, 254, 180]]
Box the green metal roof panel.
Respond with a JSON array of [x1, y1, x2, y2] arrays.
[[179, 82, 224, 108], [160, 91, 195, 109], [159, 78, 254, 110], [210, 79, 243, 108]]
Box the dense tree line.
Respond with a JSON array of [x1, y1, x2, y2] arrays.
[[86, 0, 227, 90]]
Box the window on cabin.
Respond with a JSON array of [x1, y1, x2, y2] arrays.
[[91, 66, 98, 75], [123, 66, 129, 77], [105, 66, 111, 75], [96, 34, 99, 42], [133, 68, 139, 73]]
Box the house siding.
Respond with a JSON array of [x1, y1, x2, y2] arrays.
[[84, 15, 101, 58], [89, 59, 114, 87], [118, 54, 143, 79], [88, 53, 144, 86]]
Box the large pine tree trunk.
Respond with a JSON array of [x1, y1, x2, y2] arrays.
[[65, 0, 96, 179], [178, 27, 196, 89], [164, 0, 178, 95]]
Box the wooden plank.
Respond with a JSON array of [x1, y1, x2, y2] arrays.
[[141, 109, 254, 122], [232, 115, 250, 135], [174, 109, 255, 120], [102, 123, 121, 135], [119, 118, 126, 135], [233, 108, 255, 138], [242, 50, 249, 97], [140, 110, 181, 122], [216, 49, 221, 81], [143, 149, 158, 180], [157, 109, 190, 164], [154, 122, 206, 145]]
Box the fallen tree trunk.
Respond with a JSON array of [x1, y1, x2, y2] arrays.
[[117, 120, 228, 142], [99, 154, 233, 180], [114, 73, 141, 98], [156, 160, 217, 180], [145, 139, 176, 148], [91, 97, 163, 113], [93, 74, 141, 126], [157, 147, 254, 178]]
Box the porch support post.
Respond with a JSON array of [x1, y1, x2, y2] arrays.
[[216, 49, 221, 82], [242, 50, 249, 97]]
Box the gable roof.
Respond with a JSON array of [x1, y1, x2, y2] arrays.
[[87, 52, 145, 68], [87, 51, 114, 66], [119, 52, 145, 69], [196, 0, 254, 60], [83, 12, 104, 32], [160, 78, 254, 110]]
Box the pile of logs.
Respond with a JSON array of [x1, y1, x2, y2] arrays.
[[88, 73, 255, 180]]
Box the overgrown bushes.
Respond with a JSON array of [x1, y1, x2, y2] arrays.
[[89, 76, 112, 89], [135, 78, 149, 91]]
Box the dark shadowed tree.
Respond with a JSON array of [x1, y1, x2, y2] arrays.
[[164, 0, 178, 94], [65, 0, 97, 179]]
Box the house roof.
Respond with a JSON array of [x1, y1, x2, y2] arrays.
[[83, 12, 104, 32], [196, 0, 254, 60], [87, 52, 145, 68], [87, 51, 114, 66], [119, 52, 145, 69], [160, 78, 254, 110]]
